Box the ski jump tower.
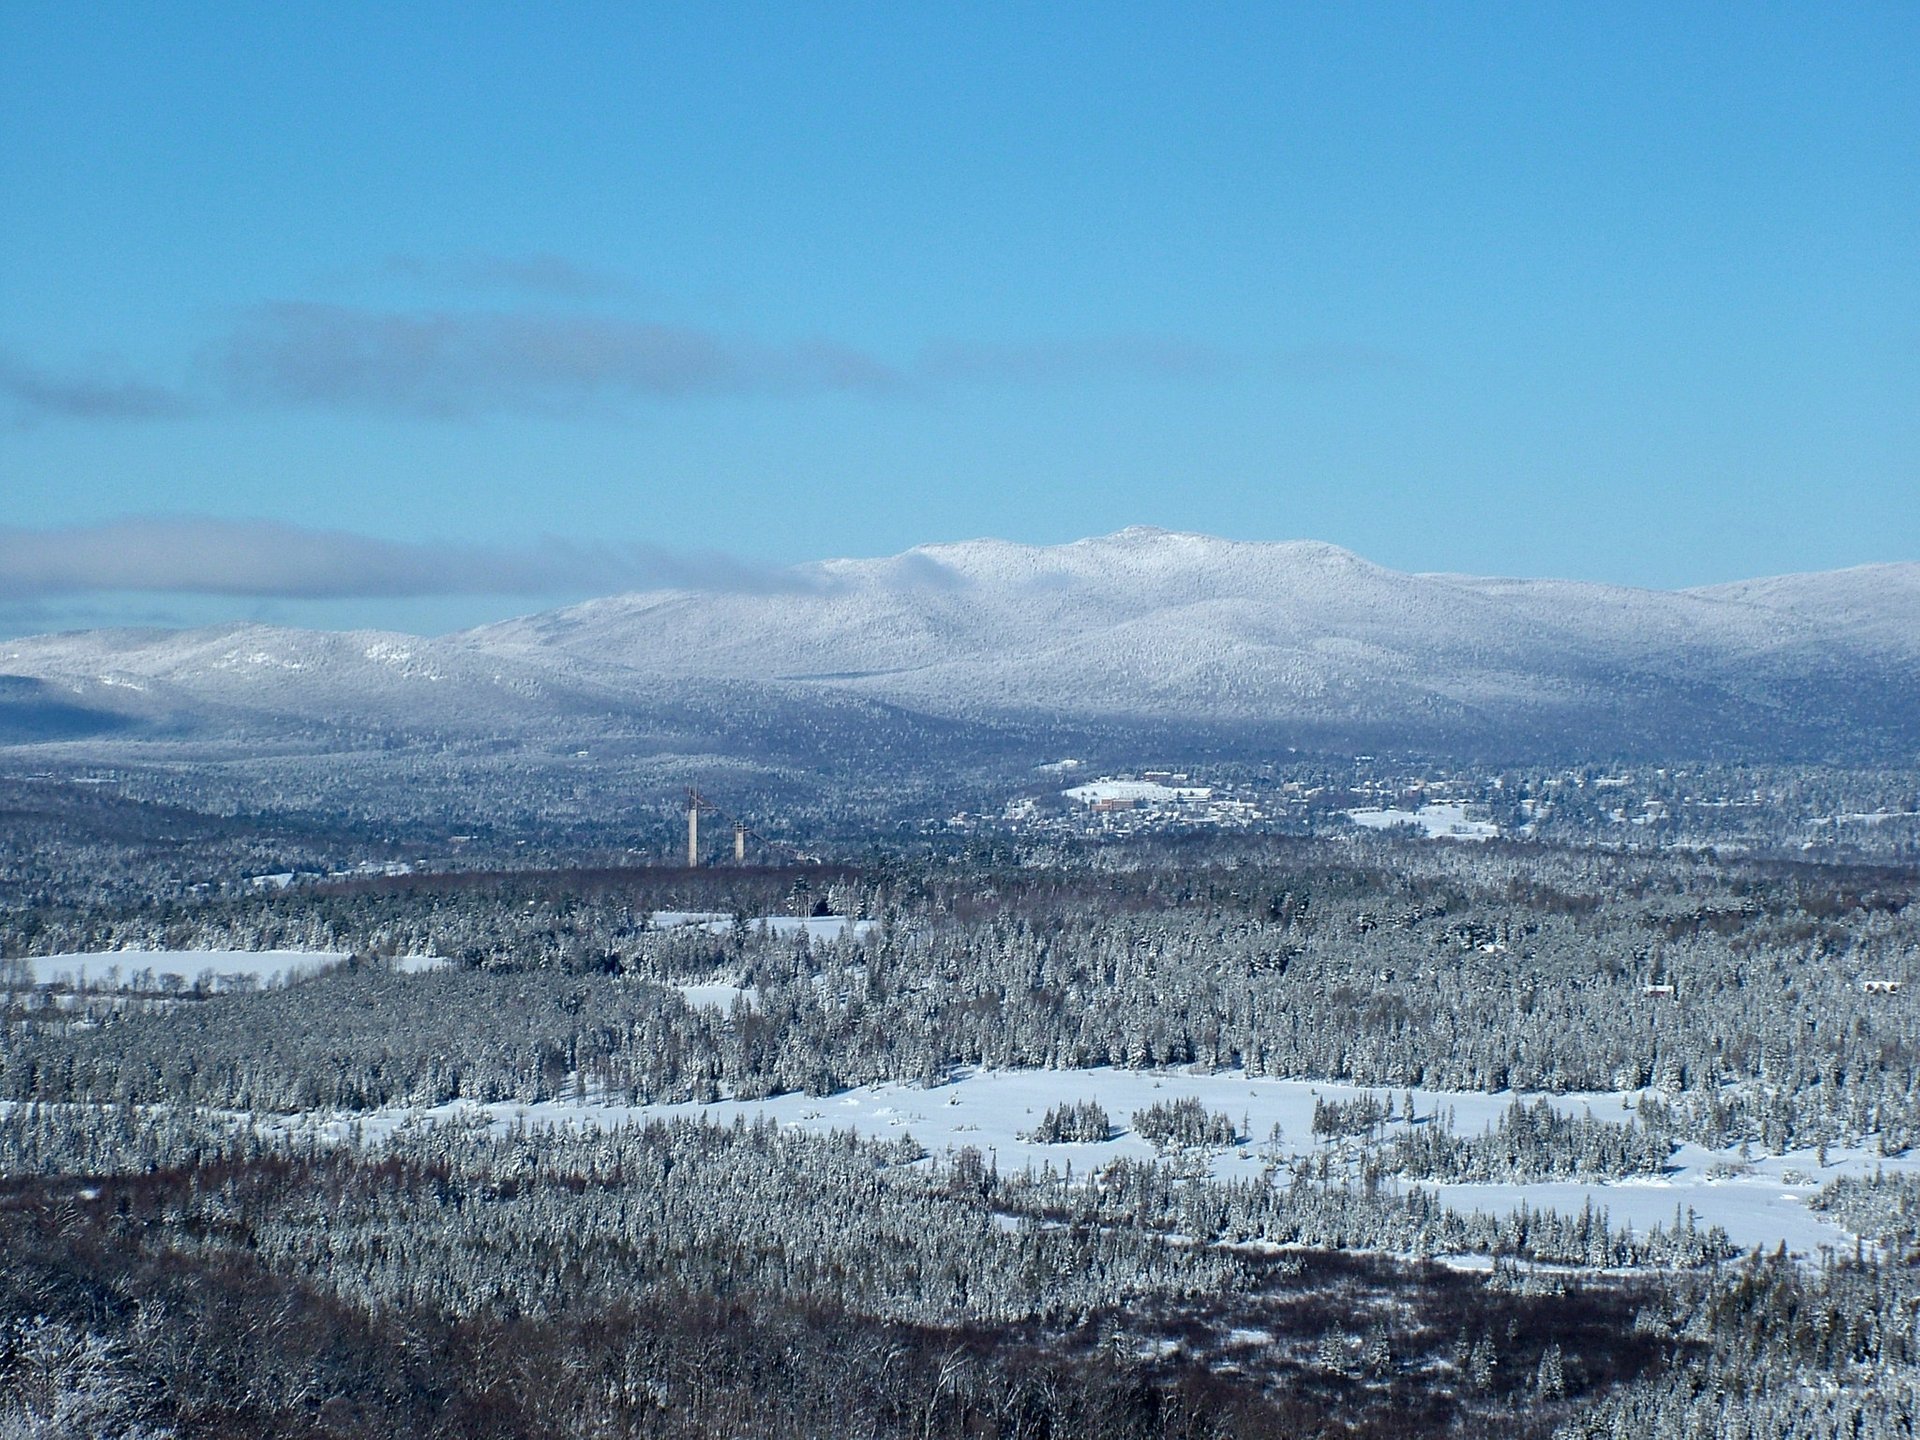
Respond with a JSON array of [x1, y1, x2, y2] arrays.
[[685, 788, 749, 867]]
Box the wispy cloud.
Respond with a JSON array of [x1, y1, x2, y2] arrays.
[[209, 305, 1257, 418], [0, 353, 198, 424], [12, 257, 1369, 425], [0, 518, 808, 601], [210, 303, 905, 417]]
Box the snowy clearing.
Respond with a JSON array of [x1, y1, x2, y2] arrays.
[[1345, 803, 1499, 841], [674, 982, 760, 1011], [12, 949, 351, 990], [9, 949, 451, 990], [387, 955, 454, 974], [1064, 779, 1213, 805], [287, 1066, 1916, 1257], [649, 911, 878, 941]]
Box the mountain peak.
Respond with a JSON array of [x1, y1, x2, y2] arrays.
[[1081, 529, 1370, 564], [1100, 524, 1200, 544], [5, 535, 1917, 761]]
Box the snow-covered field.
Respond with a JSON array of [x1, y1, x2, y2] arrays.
[[650, 911, 878, 941], [388, 955, 454, 974], [1345, 803, 1499, 841], [6, 940, 1897, 1256], [13, 949, 352, 990], [11, 949, 451, 990], [674, 982, 759, 1011], [1063, 779, 1213, 805], [298, 1067, 1914, 1257]]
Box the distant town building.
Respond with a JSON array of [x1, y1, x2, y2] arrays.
[[1064, 779, 1213, 807]]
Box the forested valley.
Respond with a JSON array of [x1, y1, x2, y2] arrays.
[[2, 812, 1917, 1437]]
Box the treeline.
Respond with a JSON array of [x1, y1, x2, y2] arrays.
[[1024, 1099, 1112, 1143], [1132, 1097, 1239, 1150], [0, 1105, 1733, 1285], [0, 1102, 1907, 1439], [6, 832, 1916, 1157], [4, 827, 1917, 1437], [1380, 1099, 1673, 1183], [1556, 1248, 1920, 1440], [1809, 1169, 1920, 1261], [995, 1154, 1727, 1271], [0, 1186, 1351, 1440], [0, 1105, 1725, 1437], [2, 967, 714, 1111]]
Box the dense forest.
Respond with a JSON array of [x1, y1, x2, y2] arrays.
[[2, 783, 1917, 1437], [8, 834, 1913, 1153]]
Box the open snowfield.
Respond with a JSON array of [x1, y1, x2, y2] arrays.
[[286, 1066, 1916, 1257], [650, 911, 879, 941], [13, 949, 352, 990], [674, 982, 760, 1011], [9, 943, 1899, 1256], [10, 949, 451, 990], [1063, 779, 1213, 805], [1344, 803, 1500, 841]]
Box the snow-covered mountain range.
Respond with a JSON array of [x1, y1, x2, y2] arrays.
[[4, 528, 1917, 762]]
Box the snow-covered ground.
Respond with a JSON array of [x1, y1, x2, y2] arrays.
[[13, 949, 352, 990], [11, 532, 1917, 765], [649, 911, 878, 941], [674, 982, 759, 1011], [289, 1067, 1915, 1257], [1345, 803, 1499, 841], [10, 949, 451, 990], [388, 955, 454, 974], [1064, 779, 1213, 805]]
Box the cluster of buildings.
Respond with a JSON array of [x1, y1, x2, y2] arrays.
[[948, 771, 1265, 837]]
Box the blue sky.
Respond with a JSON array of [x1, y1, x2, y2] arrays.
[[1, 2, 1914, 634]]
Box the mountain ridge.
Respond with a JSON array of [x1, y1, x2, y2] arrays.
[[3, 530, 1917, 762]]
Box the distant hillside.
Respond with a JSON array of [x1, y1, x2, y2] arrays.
[[3, 529, 1917, 767]]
